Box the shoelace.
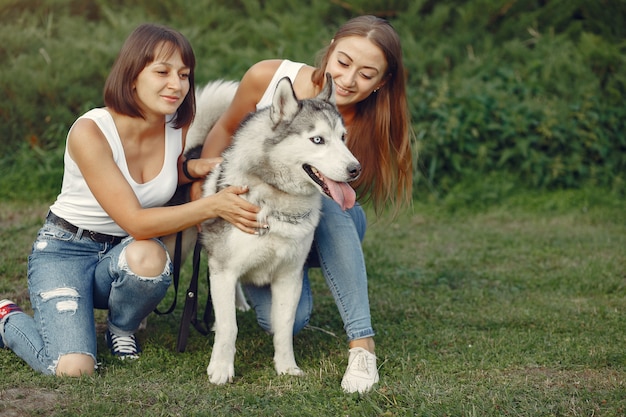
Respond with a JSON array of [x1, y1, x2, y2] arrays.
[[353, 352, 372, 373], [109, 333, 139, 355], [347, 349, 374, 375]]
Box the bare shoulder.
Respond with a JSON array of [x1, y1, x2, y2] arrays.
[[231, 60, 286, 107], [67, 117, 105, 148], [67, 114, 112, 161], [239, 59, 282, 93], [246, 59, 317, 99], [246, 59, 283, 78], [293, 65, 318, 99]]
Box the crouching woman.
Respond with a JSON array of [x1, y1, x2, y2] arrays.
[[0, 23, 262, 376]]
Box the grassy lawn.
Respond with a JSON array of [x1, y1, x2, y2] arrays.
[[1, 188, 624, 416], [1, 1, 624, 415]]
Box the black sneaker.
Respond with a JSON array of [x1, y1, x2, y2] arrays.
[[105, 329, 141, 360]]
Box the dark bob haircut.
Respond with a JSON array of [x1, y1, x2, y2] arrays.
[[103, 23, 196, 129]]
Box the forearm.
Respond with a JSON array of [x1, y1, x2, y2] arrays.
[[200, 123, 232, 159], [121, 198, 217, 240]]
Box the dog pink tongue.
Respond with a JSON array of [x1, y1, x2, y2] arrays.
[[325, 179, 356, 210]]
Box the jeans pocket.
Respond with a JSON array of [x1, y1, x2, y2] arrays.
[[37, 223, 75, 242]]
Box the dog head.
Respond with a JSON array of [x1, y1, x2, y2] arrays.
[[262, 73, 361, 210]]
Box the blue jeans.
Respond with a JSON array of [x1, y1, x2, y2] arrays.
[[0, 219, 171, 375], [244, 198, 375, 342]]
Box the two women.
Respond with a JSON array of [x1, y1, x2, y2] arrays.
[[1, 16, 413, 394]]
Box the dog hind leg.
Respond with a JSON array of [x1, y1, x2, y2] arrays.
[[235, 283, 250, 312]]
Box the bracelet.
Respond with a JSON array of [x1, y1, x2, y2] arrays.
[[182, 159, 201, 181]]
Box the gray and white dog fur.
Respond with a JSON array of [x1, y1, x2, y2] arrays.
[[165, 74, 361, 384]]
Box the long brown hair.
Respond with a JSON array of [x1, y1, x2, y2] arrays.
[[104, 23, 196, 129], [312, 16, 413, 214]]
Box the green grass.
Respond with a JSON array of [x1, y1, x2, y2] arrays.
[[1, 1, 625, 414], [1, 187, 625, 416]]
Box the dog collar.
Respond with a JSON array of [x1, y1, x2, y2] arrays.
[[271, 209, 313, 225]]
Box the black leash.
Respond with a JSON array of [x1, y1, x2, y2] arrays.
[[176, 238, 214, 352], [152, 230, 214, 353]]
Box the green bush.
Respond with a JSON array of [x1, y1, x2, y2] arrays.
[[1, 0, 624, 202], [406, 0, 626, 196]]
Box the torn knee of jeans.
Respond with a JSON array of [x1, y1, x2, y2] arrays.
[[118, 247, 172, 280], [50, 352, 98, 376], [40, 288, 79, 313]]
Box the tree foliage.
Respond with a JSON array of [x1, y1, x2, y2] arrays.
[[0, 0, 624, 201]]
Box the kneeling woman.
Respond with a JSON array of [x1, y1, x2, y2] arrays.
[[0, 23, 263, 376]]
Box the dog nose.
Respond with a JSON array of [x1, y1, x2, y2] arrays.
[[348, 163, 361, 180]]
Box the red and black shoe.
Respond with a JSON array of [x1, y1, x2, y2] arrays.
[[0, 299, 22, 322], [0, 299, 23, 349]]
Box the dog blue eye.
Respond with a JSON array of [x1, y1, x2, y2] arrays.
[[310, 136, 324, 145]]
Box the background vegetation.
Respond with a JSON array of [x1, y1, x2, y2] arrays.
[[1, 0, 625, 416], [1, 0, 625, 201]]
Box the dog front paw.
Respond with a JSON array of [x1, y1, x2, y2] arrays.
[[207, 361, 235, 385], [276, 365, 304, 377]]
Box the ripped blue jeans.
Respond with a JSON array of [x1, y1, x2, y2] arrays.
[[1, 220, 171, 375], [244, 199, 375, 342]]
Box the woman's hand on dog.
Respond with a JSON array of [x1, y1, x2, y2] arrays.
[[207, 185, 267, 235], [182, 157, 222, 185], [188, 158, 219, 201], [193, 157, 222, 178]]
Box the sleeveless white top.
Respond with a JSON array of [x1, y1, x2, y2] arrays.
[[49, 108, 182, 236], [256, 60, 305, 109]]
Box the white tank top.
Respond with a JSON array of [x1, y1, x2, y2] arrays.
[[256, 60, 305, 110], [49, 108, 182, 236]]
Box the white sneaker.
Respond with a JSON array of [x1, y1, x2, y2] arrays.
[[341, 347, 379, 393]]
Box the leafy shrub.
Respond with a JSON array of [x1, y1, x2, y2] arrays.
[[0, 0, 624, 202], [406, 0, 626, 196]]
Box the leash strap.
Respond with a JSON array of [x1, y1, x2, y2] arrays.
[[153, 231, 182, 315], [176, 238, 214, 352], [195, 264, 214, 336]]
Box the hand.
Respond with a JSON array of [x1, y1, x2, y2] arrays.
[[211, 185, 267, 234], [186, 157, 222, 181], [192, 157, 222, 178], [189, 157, 222, 202]]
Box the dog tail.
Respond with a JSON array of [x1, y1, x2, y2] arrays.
[[185, 80, 240, 153]]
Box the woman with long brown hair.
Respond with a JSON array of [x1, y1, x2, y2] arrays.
[[196, 15, 413, 393]]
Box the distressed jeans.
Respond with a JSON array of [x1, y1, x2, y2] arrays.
[[1, 219, 171, 375], [244, 198, 375, 342]]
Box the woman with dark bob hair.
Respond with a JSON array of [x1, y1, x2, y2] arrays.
[[0, 23, 263, 376]]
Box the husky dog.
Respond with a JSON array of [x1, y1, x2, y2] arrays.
[[197, 74, 361, 384]]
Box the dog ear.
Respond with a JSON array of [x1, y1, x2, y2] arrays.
[[270, 77, 300, 127], [317, 73, 336, 105]]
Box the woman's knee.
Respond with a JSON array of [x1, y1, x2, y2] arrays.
[[56, 353, 95, 377], [123, 240, 168, 277]]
